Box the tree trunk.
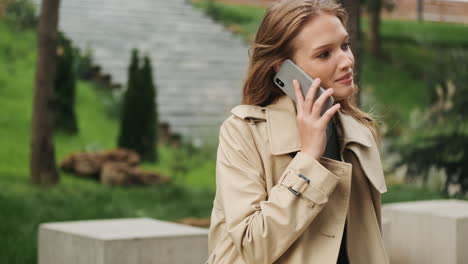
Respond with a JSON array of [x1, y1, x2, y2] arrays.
[[0, 0, 7, 17], [339, 0, 361, 107], [368, 8, 381, 57], [30, 0, 61, 185]]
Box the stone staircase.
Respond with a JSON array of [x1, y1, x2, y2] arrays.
[[34, 0, 249, 145]]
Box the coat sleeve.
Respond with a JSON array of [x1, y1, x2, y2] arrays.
[[214, 117, 346, 264]]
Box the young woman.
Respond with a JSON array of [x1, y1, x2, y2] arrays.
[[207, 0, 389, 263]]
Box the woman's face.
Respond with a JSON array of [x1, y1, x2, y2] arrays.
[[291, 13, 355, 101]]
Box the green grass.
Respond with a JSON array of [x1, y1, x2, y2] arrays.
[[360, 53, 430, 135], [382, 185, 446, 204], [0, 178, 214, 263], [362, 18, 468, 47], [0, 19, 216, 264], [192, 0, 265, 41]]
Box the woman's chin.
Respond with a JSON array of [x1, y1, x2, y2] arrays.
[[333, 84, 355, 101]]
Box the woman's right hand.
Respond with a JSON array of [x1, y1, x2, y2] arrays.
[[293, 78, 341, 161]]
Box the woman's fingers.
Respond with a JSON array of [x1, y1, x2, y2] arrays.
[[296, 78, 339, 124], [320, 103, 341, 125], [295, 78, 341, 161], [303, 78, 321, 114], [311, 88, 334, 118], [293, 80, 304, 115]]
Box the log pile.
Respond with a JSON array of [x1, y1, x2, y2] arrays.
[[60, 148, 169, 186]]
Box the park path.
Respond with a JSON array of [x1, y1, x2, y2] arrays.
[[34, 0, 249, 145]]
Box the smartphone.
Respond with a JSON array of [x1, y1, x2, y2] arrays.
[[274, 59, 334, 116]]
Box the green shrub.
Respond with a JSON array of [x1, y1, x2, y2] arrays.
[[393, 124, 468, 196], [392, 49, 468, 196], [206, 0, 221, 21], [54, 32, 78, 134], [74, 46, 94, 80], [425, 49, 468, 116], [4, 0, 37, 30]]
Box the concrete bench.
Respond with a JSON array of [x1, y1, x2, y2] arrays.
[[382, 217, 391, 250], [382, 199, 468, 264], [38, 218, 208, 264]]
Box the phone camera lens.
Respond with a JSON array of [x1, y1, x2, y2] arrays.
[[275, 78, 285, 87]]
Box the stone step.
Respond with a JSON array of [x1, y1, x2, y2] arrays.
[[33, 0, 249, 144], [91, 56, 248, 67], [59, 30, 245, 48], [58, 13, 226, 30]]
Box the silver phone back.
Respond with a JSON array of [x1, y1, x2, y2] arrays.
[[274, 59, 334, 116]]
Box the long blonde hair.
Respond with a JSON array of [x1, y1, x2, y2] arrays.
[[242, 0, 379, 141]]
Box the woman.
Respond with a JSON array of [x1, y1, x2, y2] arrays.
[[207, 0, 389, 263]]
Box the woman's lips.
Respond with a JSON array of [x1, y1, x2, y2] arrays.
[[336, 75, 353, 85]]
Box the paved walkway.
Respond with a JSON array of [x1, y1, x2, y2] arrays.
[[34, 0, 249, 145]]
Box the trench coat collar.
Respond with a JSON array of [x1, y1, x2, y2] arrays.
[[231, 95, 387, 193], [263, 95, 373, 155]]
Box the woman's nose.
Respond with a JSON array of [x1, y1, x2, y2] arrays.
[[338, 50, 354, 70]]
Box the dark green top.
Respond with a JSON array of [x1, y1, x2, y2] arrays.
[[323, 116, 341, 160], [322, 117, 349, 264]]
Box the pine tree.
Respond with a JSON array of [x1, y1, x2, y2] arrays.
[[118, 49, 140, 153], [54, 32, 78, 134], [140, 56, 158, 162], [118, 49, 158, 162]]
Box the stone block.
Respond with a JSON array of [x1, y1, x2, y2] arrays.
[[382, 216, 391, 251], [38, 218, 208, 264], [382, 200, 468, 264]]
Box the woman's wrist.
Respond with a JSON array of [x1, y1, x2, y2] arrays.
[[300, 151, 320, 162]]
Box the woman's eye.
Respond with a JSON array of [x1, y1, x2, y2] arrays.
[[318, 51, 329, 59], [342, 42, 350, 50]]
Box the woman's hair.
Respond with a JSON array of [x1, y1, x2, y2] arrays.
[[242, 0, 379, 141]]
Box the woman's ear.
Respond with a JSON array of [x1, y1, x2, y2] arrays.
[[273, 61, 283, 73]]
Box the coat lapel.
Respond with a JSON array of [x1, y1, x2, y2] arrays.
[[264, 95, 387, 193], [266, 96, 301, 155], [336, 110, 387, 193]]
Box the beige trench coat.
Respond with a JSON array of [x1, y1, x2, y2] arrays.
[[207, 95, 389, 264]]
